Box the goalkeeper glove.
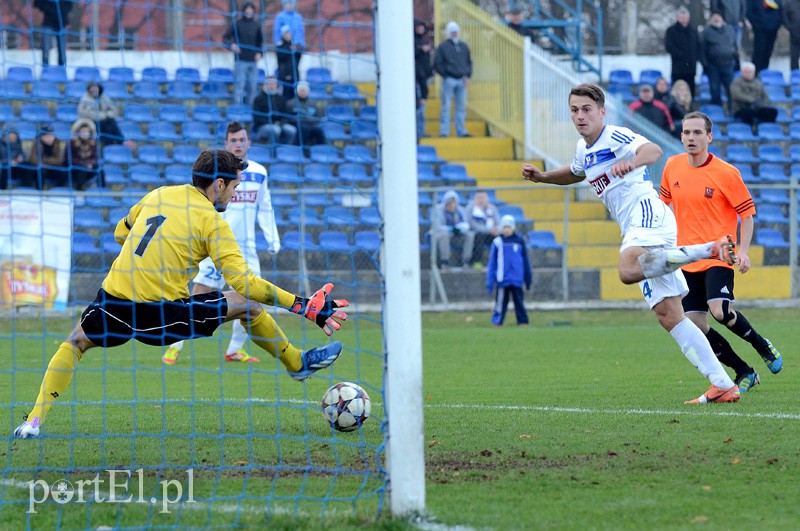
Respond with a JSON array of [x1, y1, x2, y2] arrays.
[[289, 282, 349, 336]]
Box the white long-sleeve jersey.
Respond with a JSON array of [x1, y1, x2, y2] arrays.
[[223, 159, 280, 255]]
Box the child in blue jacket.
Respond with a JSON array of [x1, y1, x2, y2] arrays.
[[486, 215, 532, 325]]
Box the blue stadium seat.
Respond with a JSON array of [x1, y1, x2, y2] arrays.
[[318, 230, 352, 252], [308, 83, 332, 100], [133, 81, 165, 100], [193, 104, 222, 123], [303, 193, 329, 207], [287, 208, 325, 227], [141, 66, 168, 83], [758, 144, 789, 163], [108, 207, 130, 223], [52, 121, 71, 139], [608, 69, 634, 87], [164, 163, 191, 184], [167, 81, 198, 100], [357, 206, 381, 225], [0, 80, 28, 101], [208, 67, 234, 84], [725, 143, 757, 164], [73, 208, 106, 229], [129, 164, 162, 186], [55, 103, 78, 122], [354, 230, 380, 251], [775, 107, 791, 123], [417, 191, 434, 207], [74, 66, 102, 82], [638, 69, 663, 86], [101, 233, 121, 253], [20, 103, 50, 122], [149, 121, 182, 142], [103, 80, 131, 100], [343, 144, 376, 163], [282, 231, 319, 251], [247, 144, 272, 164], [200, 82, 229, 99], [40, 65, 67, 83], [789, 124, 800, 141], [226, 103, 252, 123], [32, 80, 63, 100], [138, 144, 169, 165], [101, 165, 127, 186], [757, 122, 788, 142], [710, 124, 727, 141], [103, 144, 135, 165], [338, 162, 371, 186], [269, 163, 303, 185], [72, 232, 100, 254], [759, 69, 787, 86], [792, 69, 800, 85], [303, 163, 335, 185], [498, 205, 532, 226], [350, 120, 378, 140], [310, 144, 343, 163], [440, 163, 473, 185], [755, 228, 789, 248], [320, 121, 351, 141], [65, 80, 86, 100], [417, 163, 439, 184], [172, 145, 200, 165], [175, 67, 201, 83], [726, 122, 757, 142], [306, 67, 334, 85], [759, 189, 790, 204], [271, 193, 296, 209], [606, 83, 635, 103], [0, 104, 14, 121], [181, 121, 213, 141], [765, 84, 790, 103], [756, 204, 789, 224], [699, 104, 730, 123], [125, 103, 154, 122], [359, 105, 377, 122], [417, 145, 445, 163], [108, 66, 136, 82], [117, 120, 147, 142], [276, 145, 309, 163], [325, 206, 358, 227], [159, 103, 188, 122], [757, 163, 789, 183], [527, 230, 562, 249], [6, 66, 34, 82], [326, 104, 356, 122], [15, 122, 37, 141], [84, 191, 123, 208], [331, 83, 365, 102]]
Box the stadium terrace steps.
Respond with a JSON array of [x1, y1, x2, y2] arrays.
[[420, 136, 513, 161], [425, 120, 488, 137], [534, 220, 621, 246]]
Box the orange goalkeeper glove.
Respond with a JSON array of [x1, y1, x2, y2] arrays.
[[290, 282, 349, 336]]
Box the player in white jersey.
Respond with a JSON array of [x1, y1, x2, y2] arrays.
[[521, 83, 741, 404], [163, 121, 281, 364]]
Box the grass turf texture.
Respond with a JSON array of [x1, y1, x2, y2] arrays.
[[1, 307, 798, 529]]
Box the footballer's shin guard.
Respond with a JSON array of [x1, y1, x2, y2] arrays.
[[27, 342, 84, 423]]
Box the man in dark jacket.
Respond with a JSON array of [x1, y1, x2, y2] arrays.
[[434, 21, 472, 137], [629, 84, 674, 134], [746, 0, 783, 73], [711, 0, 747, 45], [276, 24, 302, 99], [783, 0, 800, 70], [415, 19, 434, 139], [223, 1, 263, 105], [35, 0, 72, 66], [252, 77, 297, 145], [664, 6, 701, 95], [701, 11, 738, 109]]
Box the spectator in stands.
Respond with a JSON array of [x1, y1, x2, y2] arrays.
[[434, 21, 472, 138], [506, 9, 536, 40], [0, 128, 26, 189], [783, 0, 800, 70], [664, 6, 701, 96], [273, 0, 305, 49], [252, 76, 296, 145], [35, 0, 72, 66], [276, 24, 302, 99], [668, 79, 696, 135], [700, 10, 738, 110], [223, 1, 263, 106], [465, 190, 499, 268], [746, 0, 783, 74], [711, 0, 747, 47], [287, 81, 326, 148], [629, 84, 674, 134], [486, 215, 532, 327], [415, 19, 434, 139], [25, 124, 67, 189], [729, 61, 779, 125], [77, 82, 124, 147], [66, 118, 100, 190], [432, 189, 475, 269]]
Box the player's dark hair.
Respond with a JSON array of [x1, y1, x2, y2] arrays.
[[569, 83, 605, 108], [225, 121, 246, 140], [192, 149, 243, 188], [682, 111, 713, 133]]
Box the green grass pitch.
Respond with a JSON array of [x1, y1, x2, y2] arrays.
[[1, 306, 798, 529]]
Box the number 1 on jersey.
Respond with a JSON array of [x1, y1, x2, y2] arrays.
[[134, 215, 167, 257]]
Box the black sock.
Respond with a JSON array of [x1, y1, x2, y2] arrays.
[[706, 327, 752, 378], [727, 312, 767, 350]]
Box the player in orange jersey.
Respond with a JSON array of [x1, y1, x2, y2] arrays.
[[660, 111, 783, 394]]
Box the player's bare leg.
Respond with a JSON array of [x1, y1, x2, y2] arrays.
[[618, 237, 737, 285]]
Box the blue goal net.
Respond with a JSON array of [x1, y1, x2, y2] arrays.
[[0, 0, 387, 528]]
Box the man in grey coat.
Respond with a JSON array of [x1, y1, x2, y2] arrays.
[[434, 21, 472, 137]]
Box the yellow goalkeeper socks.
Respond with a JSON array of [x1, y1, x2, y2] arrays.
[[28, 342, 83, 423], [245, 311, 303, 372]]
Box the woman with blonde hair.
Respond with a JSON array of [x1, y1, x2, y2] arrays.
[[669, 79, 694, 137]]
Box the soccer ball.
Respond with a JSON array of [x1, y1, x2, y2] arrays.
[[321, 382, 371, 432]]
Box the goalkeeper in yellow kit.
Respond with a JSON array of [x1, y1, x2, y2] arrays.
[[14, 149, 348, 439]]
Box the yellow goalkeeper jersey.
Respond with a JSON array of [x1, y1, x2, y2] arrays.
[[103, 184, 294, 306]]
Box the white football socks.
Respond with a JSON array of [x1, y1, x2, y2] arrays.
[[227, 319, 248, 355], [171, 340, 185, 351], [670, 318, 735, 389], [637, 242, 715, 279]]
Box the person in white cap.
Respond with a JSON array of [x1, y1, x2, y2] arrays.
[[433, 21, 472, 137], [486, 215, 532, 326]]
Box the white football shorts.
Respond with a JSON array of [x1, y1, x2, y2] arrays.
[[192, 249, 262, 291]]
